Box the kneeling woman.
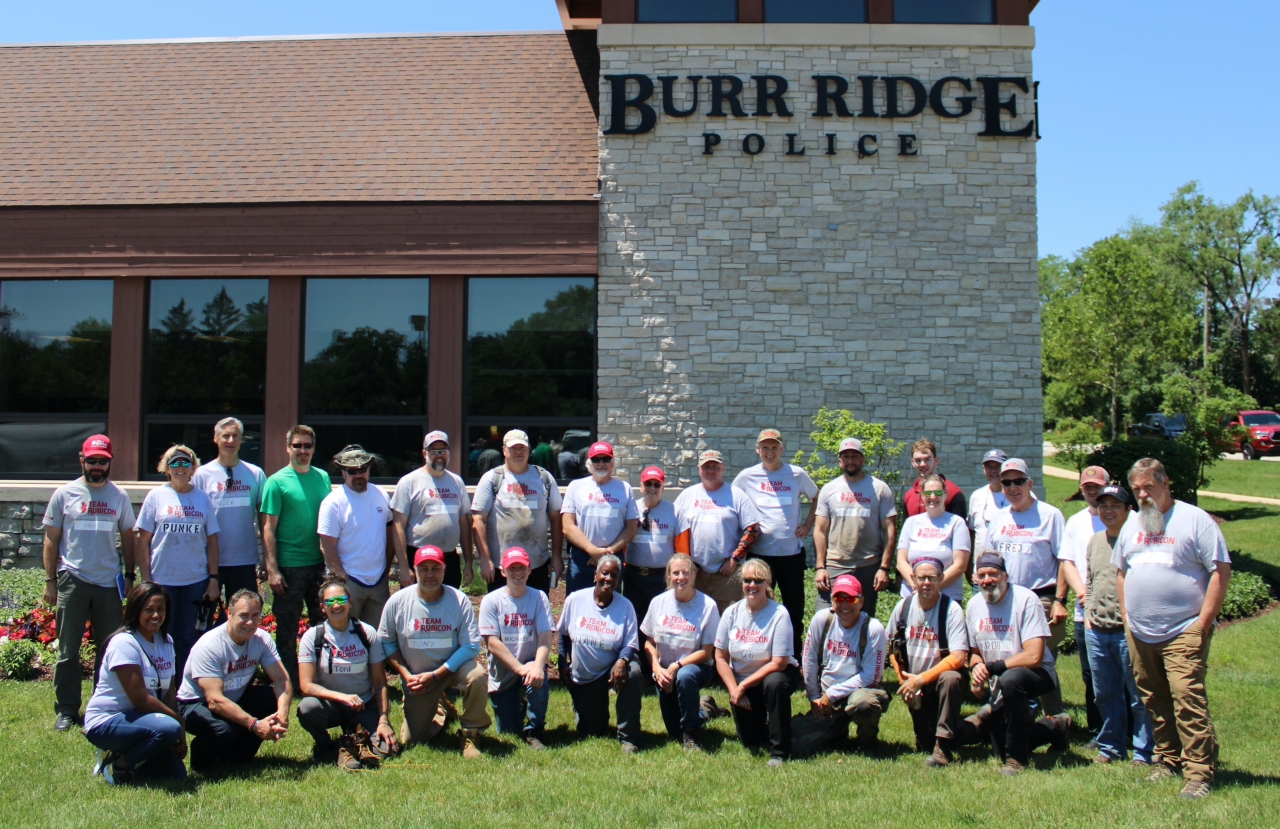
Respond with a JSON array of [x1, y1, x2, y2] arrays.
[[715, 558, 800, 766], [641, 553, 723, 751], [298, 577, 399, 770], [83, 583, 187, 784]]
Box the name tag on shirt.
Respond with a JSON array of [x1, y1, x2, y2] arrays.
[[72, 518, 115, 531], [1130, 551, 1175, 567], [693, 512, 723, 523], [658, 632, 696, 649], [224, 674, 251, 691], [423, 503, 458, 516], [408, 633, 453, 650], [216, 495, 252, 508], [643, 533, 668, 544], [501, 632, 528, 648], [834, 506, 870, 518], [584, 504, 617, 518], [769, 494, 794, 506], [994, 541, 1026, 555], [327, 658, 367, 675]]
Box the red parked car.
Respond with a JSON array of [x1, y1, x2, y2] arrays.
[[1222, 410, 1280, 460]]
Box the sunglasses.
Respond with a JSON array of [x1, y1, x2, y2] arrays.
[[832, 593, 860, 602], [427, 449, 448, 456], [322, 596, 350, 608], [1001, 477, 1030, 488], [590, 456, 612, 464], [343, 465, 371, 475], [83, 458, 110, 467], [225, 464, 235, 484], [742, 577, 767, 586], [640, 508, 651, 531], [922, 489, 945, 497], [290, 443, 314, 450], [168, 458, 193, 468]]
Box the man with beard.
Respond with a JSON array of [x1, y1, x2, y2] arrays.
[[392, 431, 472, 588], [964, 552, 1072, 776], [42, 435, 138, 731], [1114, 458, 1231, 800], [471, 430, 563, 592], [562, 441, 639, 593], [318, 445, 399, 626]]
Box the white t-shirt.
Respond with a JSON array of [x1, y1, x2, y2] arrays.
[[84, 631, 176, 730], [558, 588, 639, 685], [178, 623, 281, 703], [1063, 508, 1105, 623], [390, 468, 471, 553], [814, 475, 897, 568], [1111, 501, 1231, 644], [800, 610, 887, 702], [965, 583, 1055, 672], [886, 594, 970, 676], [42, 480, 136, 588], [136, 485, 220, 587], [317, 484, 393, 586], [627, 498, 677, 569], [478, 587, 555, 693], [471, 466, 563, 569], [191, 460, 265, 568], [377, 584, 478, 675], [985, 501, 1066, 591], [299, 620, 385, 702], [732, 464, 818, 558], [640, 589, 720, 667], [967, 485, 1008, 555], [714, 598, 795, 682], [898, 512, 971, 601], [673, 483, 763, 572], [561, 477, 639, 549]]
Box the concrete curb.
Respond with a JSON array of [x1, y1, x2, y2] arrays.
[[1042, 464, 1280, 507]]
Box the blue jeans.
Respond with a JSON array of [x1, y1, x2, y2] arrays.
[[84, 710, 186, 779], [656, 662, 714, 736], [1085, 627, 1154, 762], [158, 580, 209, 681], [489, 671, 550, 736], [1075, 620, 1101, 736], [566, 545, 597, 594]]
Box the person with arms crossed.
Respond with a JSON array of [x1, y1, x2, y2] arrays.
[[42, 434, 137, 732], [391, 430, 472, 588], [674, 450, 762, 612], [136, 445, 220, 680], [1059, 465, 1109, 743], [903, 438, 966, 518], [478, 547, 555, 750], [191, 417, 265, 603], [83, 582, 186, 784], [379, 545, 491, 757], [471, 429, 564, 592], [812, 438, 897, 616], [176, 589, 291, 773], [562, 441, 638, 593], [1114, 458, 1231, 800], [260, 425, 332, 690], [896, 473, 971, 603], [297, 577, 397, 770]]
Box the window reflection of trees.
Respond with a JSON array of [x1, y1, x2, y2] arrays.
[[147, 287, 268, 415], [303, 327, 428, 416], [467, 283, 596, 418], [0, 309, 111, 413]]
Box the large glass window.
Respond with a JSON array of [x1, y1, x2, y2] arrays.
[[303, 278, 430, 480], [145, 280, 268, 477], [637, 0, 737, 23], [765, 0, 867, 23], [465, 277, 596, 482], [0, 279, 112, 476], [894, 0, 993, 23]]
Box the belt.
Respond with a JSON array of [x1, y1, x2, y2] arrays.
[[626, 564, 660, 577], [1032, 585, 1059, 599]]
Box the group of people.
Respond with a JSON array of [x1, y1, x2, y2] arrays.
[[42, 424, 1230, 799]]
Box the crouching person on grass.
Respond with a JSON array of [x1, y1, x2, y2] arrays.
[[298, 577, 399, 771], [378, 545, 491, 758], [176, 589, 291, 773], [798, 574, 891, 756], [962, 553, 1072, 776], [886, 557, 970, 767]]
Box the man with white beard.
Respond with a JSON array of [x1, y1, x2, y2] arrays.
[[561, 441, 639, 593], [1113, 458, 1231, 800]]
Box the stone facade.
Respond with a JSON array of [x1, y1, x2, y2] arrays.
[[597, 26, 1043, 495]]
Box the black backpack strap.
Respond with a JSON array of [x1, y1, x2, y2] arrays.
[[352, 621, 371, 654], [816, 610, 837, 674], [857, 612, 869, 674], [938, 594, 951, 656], [310, 624, 329, 674]]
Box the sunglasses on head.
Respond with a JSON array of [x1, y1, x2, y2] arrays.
[[84, 458, 110, 467], [322, 596, 350, 608], [168, 457, 193, 468], [1001, 477, 1029, 488], [290, 442, 313, 450]]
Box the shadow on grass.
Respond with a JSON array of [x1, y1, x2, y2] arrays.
[[1214, 768, 1280, 789]]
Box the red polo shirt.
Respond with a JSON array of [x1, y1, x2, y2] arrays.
[[903, 476, 967, 519]]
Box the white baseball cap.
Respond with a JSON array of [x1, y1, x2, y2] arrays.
[[503, 429, 530, 448], [838, 438, 864, 455], [423, 430, 449, 448]]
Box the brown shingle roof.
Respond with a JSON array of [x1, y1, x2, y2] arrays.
[[0, 33, 599, 204]]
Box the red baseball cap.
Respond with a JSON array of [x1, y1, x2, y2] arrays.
[[831, 574, 863, 598], [640, 465, 665, 483], [1079, 466, 1109, 487], [501, 547, 531, 568], [82, 435, 112, 459], [414, 545, 446, 567], [588, 441, 614, 459]]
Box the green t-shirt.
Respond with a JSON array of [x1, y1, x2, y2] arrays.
[[260, 466, 332, 568]]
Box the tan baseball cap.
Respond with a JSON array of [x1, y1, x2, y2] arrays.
[[698, 449, 725, 466], [757, 428, 783, 444], [503, 429, 530, 448]]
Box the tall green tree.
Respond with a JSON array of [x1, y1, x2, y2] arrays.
[[1042, 235, 1195, 440]]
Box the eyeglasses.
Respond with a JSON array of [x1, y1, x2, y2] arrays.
[[290, 443, 314, 450], [914, 574, 940, 583], [343, 465, 371, 475], [1001, 477, 1029, 488], [742, 578, 767, 586], [322, 596, 350, 608], [168, 458, 193, 468], [642, 481, 662, 489], [427, 449, 448, 456], [922, 489, 945, 497], [640, 509, 651, 531], [83, 458, 110, 467]]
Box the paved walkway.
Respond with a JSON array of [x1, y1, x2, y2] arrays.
[[1043, 463, 1280, 507]]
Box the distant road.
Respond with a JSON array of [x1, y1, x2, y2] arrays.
[[1042, 462, 1280, 507]]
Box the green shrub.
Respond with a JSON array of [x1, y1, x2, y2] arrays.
[[1086, 437, 1199, 504], [1048, 418, 1104, 473], [0, 569, 47, 612], [1220, 571, 1273, 623], [793, 407, 907, 489], [0, 639, 42, 680]]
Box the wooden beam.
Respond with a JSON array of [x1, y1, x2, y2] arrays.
[[263, 275, 303, 475], [107, 277, 145, 480], [428, 276, 467, 475], [996, 0, 1030, 25], [739, 0, 763, 23], [867, 0, 894, 24], [601, 0, 635, 23]]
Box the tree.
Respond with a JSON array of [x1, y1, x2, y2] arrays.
[[792, 408, 906, 489], [1161, 183, 1279, 395], [1161, 363, 1256, 491], [1042, 235, 1195, 441]]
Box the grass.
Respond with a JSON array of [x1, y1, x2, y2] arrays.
[[1201, 458, 1280, 500]]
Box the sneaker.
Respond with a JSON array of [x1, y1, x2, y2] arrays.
[[1047, 714, 1073, 752], [102, 758, 133, 786], [460, 730, 482, 760], [93, 749, 109, 777], [924, 743, 952, 769], [620, 741, 640, 755], [1000, 758, 1026, 777], [1092, 753, 1113, 765], [681, 730, 701, 753], [1147, 762, 1178, 782], [1180, 780, 1211, 800], [336, 738, 362, 772], [55, 713, 77, 732], [700, 695, 729, 720], [349, 727, 381, 769], [524, 733, 548, 751], [765, 756, 786, 768]]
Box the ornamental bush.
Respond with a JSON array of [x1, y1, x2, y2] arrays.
[[0, 639, 41, 680], [1220, 571, 1273, 622], [1086, 437, 1199, 504]]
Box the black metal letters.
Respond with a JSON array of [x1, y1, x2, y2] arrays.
[[977, 77, 1035, 137], [812, 75, 854, 118], [753, 75, 792, 117], [602, 74, 656, 135], [928, 76, 976, 118], [658, 75, 703, 118], [882, 77, 927, 119], [708, 76, 749, 117]]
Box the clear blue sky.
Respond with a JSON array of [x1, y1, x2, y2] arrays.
[[5, 0, 1277, 261]]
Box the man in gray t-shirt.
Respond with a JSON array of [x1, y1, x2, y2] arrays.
[[41, 434, 137, 731], [391, 430, 473, 589], [191, 417, 266, 604]]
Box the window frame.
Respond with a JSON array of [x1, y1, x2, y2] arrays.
[[763, 0, 868, 24], [636, 0, 739, 23], [892, 0, 995, 24]]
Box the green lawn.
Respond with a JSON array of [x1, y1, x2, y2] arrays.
[[1201, 458, 1280, 500]]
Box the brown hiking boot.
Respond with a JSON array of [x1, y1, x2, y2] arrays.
[[856, 725, 880, 752], [700, 695, 729, 721], [460, 729, 482, 759], [336, 736, 362, 772], [1047, 713, 1073, 752], [1147, 762, 1178, 782], [1180, 780, 1211, 800], [1000, 758, 1026, 777], [924, 742, 952, 768], [349, 726, 381, 769], [681, 730, 701, 753]]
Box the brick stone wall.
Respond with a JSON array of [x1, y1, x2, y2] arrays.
[[597, 35, 1043, 495]]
